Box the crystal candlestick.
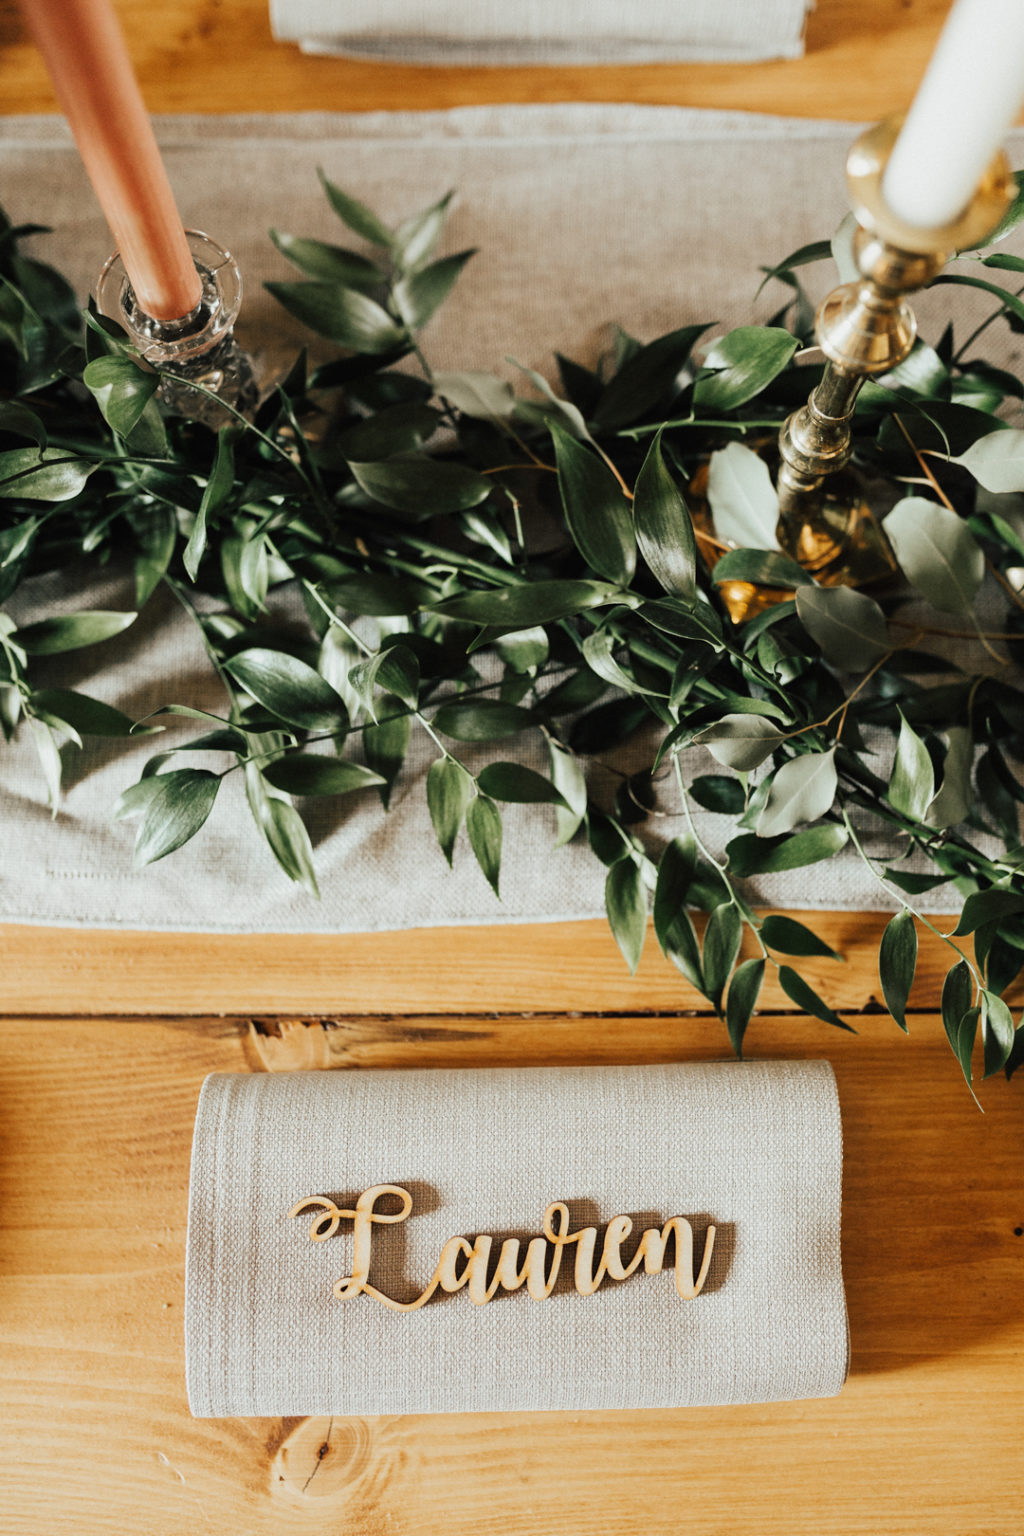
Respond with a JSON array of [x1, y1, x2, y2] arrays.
[[96, 230, 258, 426]]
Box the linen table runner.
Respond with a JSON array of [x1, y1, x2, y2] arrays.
[[1, 106, 1020, 932]]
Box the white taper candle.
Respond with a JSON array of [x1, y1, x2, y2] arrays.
[[883, 0, 1024, 230]]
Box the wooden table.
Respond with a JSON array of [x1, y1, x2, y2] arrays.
[[2, 3, 1023, 1532]]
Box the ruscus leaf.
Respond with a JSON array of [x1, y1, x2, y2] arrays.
[[132, 768, 220, 866], [605, 858, 647, 974], [551, 422, 635, 585], [466, 794, 502, 898], [426, 756, 475, 865], [632, 431, 696, 600], [725, 957, 765, 1058], [879, 909, 917, 1031]]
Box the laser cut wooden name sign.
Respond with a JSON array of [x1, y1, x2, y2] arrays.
[[289, 1184, 717, 1309]]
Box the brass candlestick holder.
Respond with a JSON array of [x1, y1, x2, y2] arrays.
[[96, 230, 258, 426], [776, 117, 1014, 583]]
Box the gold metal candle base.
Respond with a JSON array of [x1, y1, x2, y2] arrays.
[[775, 117, 1014, 586]]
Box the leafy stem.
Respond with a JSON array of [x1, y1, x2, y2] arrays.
[[840, 805, 981, 987]]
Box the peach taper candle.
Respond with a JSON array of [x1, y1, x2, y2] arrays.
[[19, 0, 202, 321]]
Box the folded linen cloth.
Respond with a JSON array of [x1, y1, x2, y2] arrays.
[[269, 0, 812, 63], [185, 1060, 848, 1416], [1, 106, 1020, 933]]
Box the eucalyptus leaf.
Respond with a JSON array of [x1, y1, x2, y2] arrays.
[[726, 823, 848, 876], [888, 712, 935, 821], [926, 726, 973, 829], [258, 792, 321, 899], [694, 713, 785, 771], [688, 775, 746, 815], [111, 774, 163, 822], [756, 749, 837, 838], [883, 496, 984, 614], [0, 399, 47, 449], [974, 172, 1024, 246], [133, 504, 176, 606], [433, 371, 516, 419], [706, 442, 780, 551], [582, 627, 664, 698], [954, 428, 1024, 493], [509, 358, 592, 441], [757, 239, 832, 295], [317, 625, 363, 720], [794, 585, 890, 671], [640, 597, 723, 649], [955, 1006, 981, 1085]]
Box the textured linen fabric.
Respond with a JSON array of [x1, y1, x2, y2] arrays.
[[185, 1060, 848, 1416], [269, 0, 812, 63], [1, 106, 1021, 932]]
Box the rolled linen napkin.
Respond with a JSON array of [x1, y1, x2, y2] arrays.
[[269, 0, 812, 64], [185, 1060, 848, 1416]]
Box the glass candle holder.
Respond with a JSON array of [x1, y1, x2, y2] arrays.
[[96, 230, 258, 426]]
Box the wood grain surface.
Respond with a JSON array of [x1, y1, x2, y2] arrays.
[[2, 1011, 1022, 1536], [3, 3, 1024, 1532], [0, 910, 980, 1016], [0, 0, 965, 121]]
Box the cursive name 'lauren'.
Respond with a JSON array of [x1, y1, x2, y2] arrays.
[[289, 1185, 717, 1310]]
